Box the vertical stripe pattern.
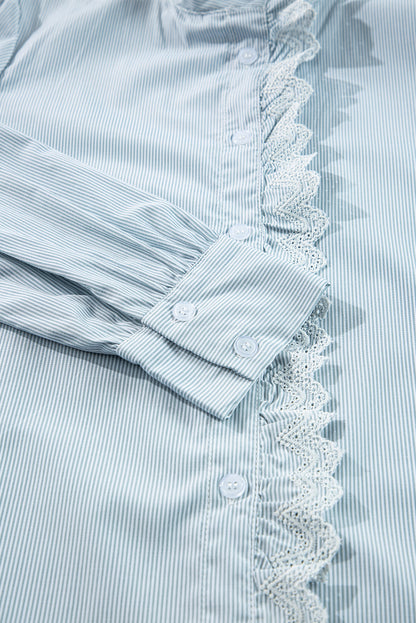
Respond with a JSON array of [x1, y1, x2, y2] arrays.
[[1, 0, 415, 622]]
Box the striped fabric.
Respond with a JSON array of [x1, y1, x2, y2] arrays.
[[1, 1, 415, 622]]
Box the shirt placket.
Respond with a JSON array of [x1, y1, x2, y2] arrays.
[[197, 7, 270, 623]]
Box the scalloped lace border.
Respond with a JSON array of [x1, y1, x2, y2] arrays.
[[255, 2, 344, 621]]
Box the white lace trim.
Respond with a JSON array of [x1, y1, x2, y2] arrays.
[[255, 2, 344, 621]]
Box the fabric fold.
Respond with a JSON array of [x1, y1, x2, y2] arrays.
[[0, 116, 328, 422]]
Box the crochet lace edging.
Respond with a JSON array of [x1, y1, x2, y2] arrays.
[[254, 2, 344, 622]]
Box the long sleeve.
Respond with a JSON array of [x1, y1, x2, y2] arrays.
[[0, 121, 328, 420]]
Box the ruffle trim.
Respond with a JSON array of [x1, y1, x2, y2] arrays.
[[255, 2, 344, 621]]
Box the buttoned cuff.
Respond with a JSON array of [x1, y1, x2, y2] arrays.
[[116, 234, 329, 420]]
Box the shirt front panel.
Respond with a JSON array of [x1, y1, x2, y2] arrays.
[[0, 0, 275, 240], [0, 1, 281, 621]]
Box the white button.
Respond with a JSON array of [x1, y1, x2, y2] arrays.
[[172, 301, 197, 322], [237, 47, 258, 65], [228, 224, 254, 240], [233, 335, 259, 358], [219, 474, 248, 499], [232, 129, 252, 145]]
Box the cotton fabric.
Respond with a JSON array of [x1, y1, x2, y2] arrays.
[[1, 0, 415, 621]]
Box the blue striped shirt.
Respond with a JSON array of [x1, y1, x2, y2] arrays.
[[1, 0, 415, 621]]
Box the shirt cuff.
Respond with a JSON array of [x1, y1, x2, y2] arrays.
[[116, 234, 329, 420]]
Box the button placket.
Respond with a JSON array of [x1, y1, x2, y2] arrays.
[[217, 19, 267, 250]]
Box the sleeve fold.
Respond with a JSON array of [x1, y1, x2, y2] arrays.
[[0, 121, 328, 420]]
